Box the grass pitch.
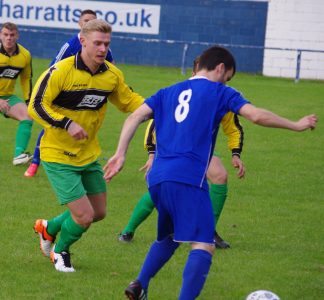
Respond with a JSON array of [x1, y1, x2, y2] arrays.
[[0, 59, 323, 299]]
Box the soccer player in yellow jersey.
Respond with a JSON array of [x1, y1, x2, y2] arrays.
[[0, 22, 33, 165], [119, 57, 245, 248], [28, 19, 144, 272]]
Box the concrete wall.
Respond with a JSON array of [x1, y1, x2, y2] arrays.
[[8, 0, 268, 73], [263, 0, 324, 80]]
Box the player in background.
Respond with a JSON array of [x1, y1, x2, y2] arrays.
[[30, 19, 144, 272], [119, 57, 245, 249], [0, 22, 33, 165], [24, 9, 114, 177], [103, 45, 317, 299]]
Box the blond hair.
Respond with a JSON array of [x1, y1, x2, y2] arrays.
[[81, 19, 112, 36], [1, 22, 18, 32]]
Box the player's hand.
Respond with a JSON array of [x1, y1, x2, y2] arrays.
[[0, 99, 10, 114], [103, 154, 125, 183], [232, 155, 245, 179], [139, 153, 154, 177], [67, 121, 88, 140], [296, 114, 318, 131]]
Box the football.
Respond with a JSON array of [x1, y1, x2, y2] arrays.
[[246, 290, 280, 300]]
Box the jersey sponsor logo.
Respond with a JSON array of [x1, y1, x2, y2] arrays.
[[0, 67, 21, 79], [63, 151, 77, 158], [77, 94, 106, 108], [53, 89, 110, 111]]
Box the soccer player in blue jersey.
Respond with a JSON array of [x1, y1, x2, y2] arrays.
[[103, 45, 317, 299], [24, 9, 114, 177], [119, 57, 245, 248]]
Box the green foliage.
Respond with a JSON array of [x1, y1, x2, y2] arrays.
[[0, 59, 323, 299]]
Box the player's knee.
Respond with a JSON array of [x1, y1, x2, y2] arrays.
[[207, 169, 228, 184], [191, 242, 215, 255], [9, 103, 31, 121], [74, 210, 95, 227], [93, 209, 106, 222]]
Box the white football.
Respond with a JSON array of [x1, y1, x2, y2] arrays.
[[246, 290, 280, 300]]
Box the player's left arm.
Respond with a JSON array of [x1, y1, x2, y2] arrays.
[[139, 119, 156, 175], [108, 67, 144, 112], [221, 111, 243, 157], [144, 119, 156, 154], [20, 52, 32, 104], [239, 103, 317, 131], [220, 112, 245, 178]]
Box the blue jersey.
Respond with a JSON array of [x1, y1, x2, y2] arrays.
[[145, 76, 250, 190], [50, 34, 114, 66]]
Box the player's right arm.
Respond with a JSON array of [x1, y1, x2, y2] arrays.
[[28, 65, 73, 130]]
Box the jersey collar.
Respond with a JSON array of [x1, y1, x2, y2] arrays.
[[0, 43, 19, 56], [189, 75, 208, 80], [75, 51, 109, 75]]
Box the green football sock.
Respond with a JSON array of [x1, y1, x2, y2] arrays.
[[122, 191, 155, 234], [55, 215, 88, 253], [47, 210, 71, 237], [14, 120, 33, 157], [209, 183, 228, 228]]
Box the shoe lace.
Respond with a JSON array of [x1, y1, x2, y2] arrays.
[[61, 251, 72, 268]]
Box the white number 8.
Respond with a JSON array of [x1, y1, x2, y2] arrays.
[[174, 89, 192, 123]]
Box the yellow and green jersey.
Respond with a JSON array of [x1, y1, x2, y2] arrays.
[[0, 43, 32, 101], [144, 112, 244, 157], [28, 53, 144, 166]]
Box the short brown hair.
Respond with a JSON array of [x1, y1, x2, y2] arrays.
[[81, 10, 97, 17], [1, 22, 18, 32], [193, 56, 200, 73], [198, 45, 236, 76], [81, 19, 112, 36]]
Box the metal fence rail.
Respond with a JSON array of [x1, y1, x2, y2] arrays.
[[20, 27, 324, 82]]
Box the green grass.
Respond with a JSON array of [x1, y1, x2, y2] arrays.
[[0, 58, 323, 299]]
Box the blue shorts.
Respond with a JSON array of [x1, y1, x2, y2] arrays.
[[149, 181, 214, 244]]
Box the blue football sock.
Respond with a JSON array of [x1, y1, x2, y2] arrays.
[[32, 130, 44, 165], [179, 249, 212, 300], [138, 236, 179, 290]]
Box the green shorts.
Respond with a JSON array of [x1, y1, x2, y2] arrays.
[[42, 161, 107, 205], [0, 95, 24, 117]]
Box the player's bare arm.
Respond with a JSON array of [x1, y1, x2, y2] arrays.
[[103, 104, 153, 182], [239, 103, 317, 131]]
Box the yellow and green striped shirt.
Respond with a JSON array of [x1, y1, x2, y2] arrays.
[[28, 53, 144, 166], [0, 43, 32, 101]]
